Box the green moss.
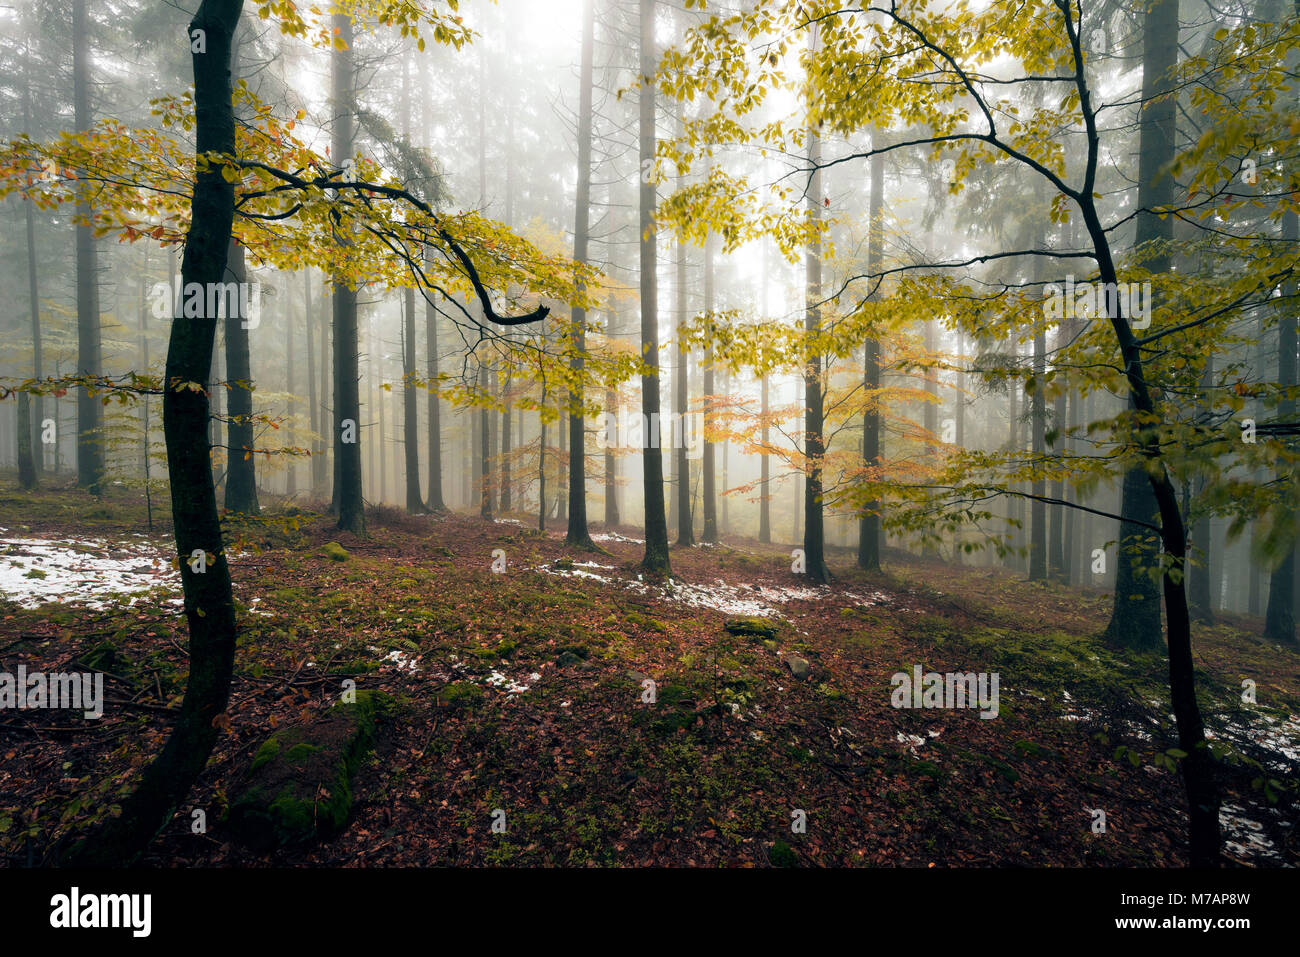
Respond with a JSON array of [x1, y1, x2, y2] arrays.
[[724, 616, 777, 640], [439, 682, 484, 709], [624, 611, 666, 634], [769, 839, 798, 868], [321, 541, 349, 562], [227, 690, 390, 849]]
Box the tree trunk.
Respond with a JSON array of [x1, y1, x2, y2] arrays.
[[565, 0, 597, 548], [637, 0, 670, 574], [331, 12, 364, 535], [223, 237, 259, 515], [73, 0, 103, 495], [425, 290, 446, 511], [858, 143, 884, 571], [802, 31, 830, 584], [23, 68, 44, 484], [402, 287, 424, 512], [64, 0, 244, 866], [1105, 0, 1178, 648]]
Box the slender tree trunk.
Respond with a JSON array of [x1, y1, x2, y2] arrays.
[[803, 31, 830, 584], [1106, 0, 1178, 648], [565, 0, 597, 548], [1264, 164, 1298, 642], [64, 0, 244, 866], [604, 384, 619, 527], [1029, 308, 1047, 580], [637, 0, 669, 574], [223, 237, 259, 515], [858, 144, 884, 571], [73, 0, 103, 495], [23, 69, 44, 483], [701, 232, 718, 543], [305, 271, 323, 495], [331, 13, 364, 535], [402, 287, 424, 512], [425, 290, 446, 511]]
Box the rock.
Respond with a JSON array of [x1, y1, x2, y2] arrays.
[[784, 655, 812, 680], [762, 639, 779, 652], [577, 660, 599, 672], [321, 541, 349, 562], [227, 691, 390, 849], [723, 616, 777, 640], [556, 651, 583, 667]]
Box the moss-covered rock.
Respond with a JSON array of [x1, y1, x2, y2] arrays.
[[321, 541, 349, 562], [226, 690, 390, 849], [769, 839, 798, 867], [438, 682, 484, 710], [724, 616, 777, 640]]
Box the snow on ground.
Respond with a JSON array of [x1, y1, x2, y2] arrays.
[[0, 532, 178, 608]]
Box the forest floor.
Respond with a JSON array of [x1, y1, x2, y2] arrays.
[[1, 482, 1297, 867]]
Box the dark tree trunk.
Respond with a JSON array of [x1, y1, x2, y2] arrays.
[[604, 384, 619, 527], [1106, 0, 1178, 648], [403, 287, 424, 513], [1029, 317, 1047, 580], [64, 0, 244, 866], [701, 233, 718, 543], [223, 237, 259, 515], [73, 0, 103, 495], [858, 144, 884, 571], [637, 0, 670, 574], [305, 271, 324, 495], [17, 393, 36, 489], [425, 291, 446, 511], [331, 12, 364, 535], [23, 69, 43, 484], [565, 0, 597, 549], [802, 49, 830, 585], [1264, 171, 1298, 643]]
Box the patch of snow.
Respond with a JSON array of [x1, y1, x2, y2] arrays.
[[591, 532, 644, 544], [0, 536, 178, 608], [486, 669, 541, 694]]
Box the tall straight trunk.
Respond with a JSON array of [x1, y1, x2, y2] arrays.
[[637, 0, 669, 574], [479, 359, 492, 520], [1029, 314, 1047, 580], [604, 384, 619, 526], [858, 143, 884, 571], [758, 244, 770, 545], [1264, 136, 1298, 641], [674, 109, 694, 546], [425, 290, 446, 510], [286, 279, 296, 497], [1189, 356, 1215, 623], [17, 393, 35, 489], [223, 237, 259, 515], [331, 12, 364, 534], [73, 0, 103, 494], [305, 271, 324, 494], [501, 372, 513, 512], [539, 395, 548, 531], [701, 233, 718, 542], [403, 287, 424, 512], [23, 69, 43, 482], [802, 32, 831, 584], [65, 0, 244, 866], [566, 0, 597, 548], [1106, 0, 1177, 648], [1049, 376, 1066, 580]]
